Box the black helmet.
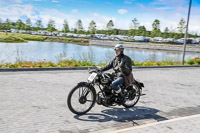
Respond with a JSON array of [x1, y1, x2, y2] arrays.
[[114, 44, 124, 51]]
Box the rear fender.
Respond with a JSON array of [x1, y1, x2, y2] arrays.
[[134, 80, 144, 88]]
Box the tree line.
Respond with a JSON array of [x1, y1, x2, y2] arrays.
[[0, 17, 199, 39]]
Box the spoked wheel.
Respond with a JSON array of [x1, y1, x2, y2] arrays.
[[67, 83, 96, 115], [123, 84, 141, 108]]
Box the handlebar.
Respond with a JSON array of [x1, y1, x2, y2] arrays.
[[89, 68, 102, 74]]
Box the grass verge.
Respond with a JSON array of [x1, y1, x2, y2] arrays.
[[0, 32, 89, 45], [0, 58, 200, 68]]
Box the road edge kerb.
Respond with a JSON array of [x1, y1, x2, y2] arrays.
[[0, 65, 199, 72]]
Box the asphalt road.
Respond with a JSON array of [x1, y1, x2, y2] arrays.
[[0, 67, 200, 133]]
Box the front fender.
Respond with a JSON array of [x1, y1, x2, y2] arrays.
[[77, 82, 96, 97]]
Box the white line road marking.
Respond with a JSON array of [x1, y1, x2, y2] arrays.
[[107, 114, 200, 133]]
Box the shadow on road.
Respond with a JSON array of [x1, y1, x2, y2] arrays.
[[74, 106, 168, 124]]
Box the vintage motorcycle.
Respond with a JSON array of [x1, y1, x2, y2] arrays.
[[67, 68, 144, 115]]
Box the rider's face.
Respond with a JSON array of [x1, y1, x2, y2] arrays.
[[115, 50, 121, 56]]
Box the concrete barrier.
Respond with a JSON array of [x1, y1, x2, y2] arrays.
[[0, 65, 199, 72]]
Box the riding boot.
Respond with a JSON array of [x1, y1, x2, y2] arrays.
[[118, 91, 125, 105]]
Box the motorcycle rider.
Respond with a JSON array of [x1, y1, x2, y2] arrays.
[[98, 44, 133, 105]]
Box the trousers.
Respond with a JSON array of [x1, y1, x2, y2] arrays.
[[111, 77, 125, 93]]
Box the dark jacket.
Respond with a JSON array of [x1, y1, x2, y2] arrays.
[[101, 53, 134, 86]]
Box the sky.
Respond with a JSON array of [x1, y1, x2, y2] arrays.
[[0, 0, 200, 34]]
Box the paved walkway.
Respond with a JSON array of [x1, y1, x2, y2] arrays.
[[0, 67, 200, 133]]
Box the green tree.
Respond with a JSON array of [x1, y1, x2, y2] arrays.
[[131, 18, 139, 29], [128, 29, 136, 36], [0, 18, 2, 30], [88, 20, 96, 34], [163, 27, 169, 38], [106, 20, 114, 30], [177, 18, 186, 34], [151, 19, 161, 37], [62, 19, 70, 33], [25, 18, 32, 32], [5, 18, 11, 34], [35, 20, 43, 31], [152, 19, 160, 31], [73, 28, 77, 34], [138, 26, 146, 36], [47, 19, 56, 34], [75, 19, 83, 33], [16, 19, 24, 30]]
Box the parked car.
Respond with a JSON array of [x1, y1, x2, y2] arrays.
[[144, 37, 151, 42], [134, 36, 145, 42], [153, 37, 163, 42], [94, 34, 106, 39], [163, 38, 175, 43], [11, 29, 19, 33], [31, 31, 37, 35], [191, 38, 200, 44], [175, 38, 184, 44], [57, 33, 67, 36]]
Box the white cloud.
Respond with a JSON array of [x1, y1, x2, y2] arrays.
[[136, 3, 145, 8], [0, 4, 40, 22], [124, 1, 132, 4], [118, 9, 128, 15], [32, 0, 42, 1], [52, 0, 59, 3], [151, 0, 186, 7], [0, 2, 199, 33], [72, 9, 78, 13], [91, 13, 117, 29], [40, 9, 74, 30], [106, 2, 112, 5], [155, 7, 169, 10], [0, 0, 23, 4]]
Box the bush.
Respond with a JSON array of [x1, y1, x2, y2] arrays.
[[131, 60, 135, 66], [194, 59, 200, 65], [0, 57, 199, 68], [187, 59, 195, 65], [142, 60, 154, 66]]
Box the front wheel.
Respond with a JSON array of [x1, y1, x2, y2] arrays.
[[123, 84, 141, 108], [67, 82, 96, 115]]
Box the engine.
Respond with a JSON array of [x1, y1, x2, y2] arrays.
[[99, 73, 113, 85], [96, 73, 118, 107], [96, 85, 116, 107]]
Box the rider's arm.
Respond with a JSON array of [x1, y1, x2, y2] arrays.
[[100, 58, 114, 71]]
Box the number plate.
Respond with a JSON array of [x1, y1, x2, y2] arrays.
[[88, 73, 97, 82]]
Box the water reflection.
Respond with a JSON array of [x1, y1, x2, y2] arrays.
[[0, 41, 199, 64]]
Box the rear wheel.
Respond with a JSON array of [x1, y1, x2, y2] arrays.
[[123, 84, 141, 108], [67, 83, 96, 115]]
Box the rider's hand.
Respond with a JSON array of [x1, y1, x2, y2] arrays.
[[96, 67, 102, 72]]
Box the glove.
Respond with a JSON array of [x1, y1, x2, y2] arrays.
[[96, 67, 102, 72]]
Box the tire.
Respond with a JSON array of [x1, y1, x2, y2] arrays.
[[67, 82, 96, 115], [123, 84, 141, 108]]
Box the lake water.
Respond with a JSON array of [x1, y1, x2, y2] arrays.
[[0, 41, 200, 64]]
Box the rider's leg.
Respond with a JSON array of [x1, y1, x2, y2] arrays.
[[111, 77, 125, 93], [112, 77, 125, 104]]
